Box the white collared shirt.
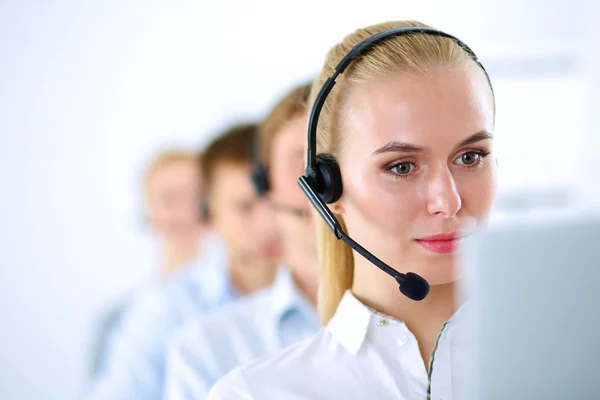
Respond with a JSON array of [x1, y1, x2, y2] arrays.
[[164, 267, 319, 399], [207, 290, 468, 400]]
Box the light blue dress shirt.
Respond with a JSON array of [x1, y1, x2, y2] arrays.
[[87, 244, 237, 400], [163, 267, 319, 400]]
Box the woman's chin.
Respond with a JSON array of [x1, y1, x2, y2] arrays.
[[409, 259, 459, 287]]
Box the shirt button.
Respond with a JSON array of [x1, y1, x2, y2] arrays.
[[397, 332, 408, 346], [376, 319, 388, 326]]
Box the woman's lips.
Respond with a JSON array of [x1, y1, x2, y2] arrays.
[[414, 232, 466, 254]]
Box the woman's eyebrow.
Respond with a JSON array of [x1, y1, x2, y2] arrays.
[[372, 130, 493, 156], [455, 130, 493, 149], [372, 142, 424, 155]]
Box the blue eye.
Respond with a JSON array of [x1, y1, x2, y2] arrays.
[[390, 162, 415, 175]]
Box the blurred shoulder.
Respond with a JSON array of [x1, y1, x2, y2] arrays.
[[170, 285, 275, 348]]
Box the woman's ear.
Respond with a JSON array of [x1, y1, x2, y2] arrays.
[[329, 200, 345, 215]]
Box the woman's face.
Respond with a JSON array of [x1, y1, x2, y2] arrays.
[[336, 62, 496, 285]]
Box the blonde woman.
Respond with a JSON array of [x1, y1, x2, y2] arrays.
[[209, 21, 497, 399]]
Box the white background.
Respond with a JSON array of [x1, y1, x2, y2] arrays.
[[0, 1, 597, 399]]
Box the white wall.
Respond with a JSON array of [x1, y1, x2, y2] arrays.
[[0, 1, 591, 399], [580, 0, 600, 207]]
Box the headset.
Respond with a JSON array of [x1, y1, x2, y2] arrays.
[[298, 27, 491, 302], [250, 130, 271, 197], [200, 198, 210, 221]]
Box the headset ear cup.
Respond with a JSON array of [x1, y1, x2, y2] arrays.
[[251, 165, 270, 197], [315, 154, 343, 204], [200, 199, 209, 221]]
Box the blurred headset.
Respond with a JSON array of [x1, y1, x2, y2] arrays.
[[297, 27, 492, 301], [250, 130, 270, 197], [200, 198, 210, 221]]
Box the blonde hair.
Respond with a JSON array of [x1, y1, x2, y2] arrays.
[[143, 150, 199, 201], [313, 21, 493, 325], [258, 82, 312, 169]]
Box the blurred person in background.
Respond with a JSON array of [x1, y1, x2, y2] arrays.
[[87, 123, 282, 400], [143, 150, 207, 276], [89, 150, 207, 378], [209, 20, 498, 400], [164, 82, 320, 399]]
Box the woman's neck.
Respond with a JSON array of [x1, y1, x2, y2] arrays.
[[352, 262, 458, 370]]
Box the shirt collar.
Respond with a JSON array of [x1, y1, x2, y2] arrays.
[[326, 290, 374, 355], [328, 290, 470, 356], [269, 266, 317, 324]]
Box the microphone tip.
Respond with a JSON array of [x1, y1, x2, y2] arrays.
[[397, 272, 430, 301]]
